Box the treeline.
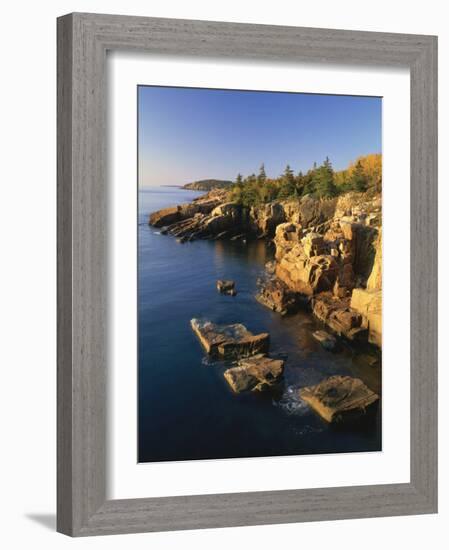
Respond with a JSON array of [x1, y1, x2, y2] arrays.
[[229, 154, 382, 207], [183, 179, 233, 190]]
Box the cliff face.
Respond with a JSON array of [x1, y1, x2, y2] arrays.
[[148, 189, 382, 347], [350, 229, 382, 346], [269, 192, 382, 346]]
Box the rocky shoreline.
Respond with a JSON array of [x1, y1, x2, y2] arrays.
[[148, 188, 382, 423], [149, 188, 382, 346]]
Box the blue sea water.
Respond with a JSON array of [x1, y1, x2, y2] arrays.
[[138, 187, 381, 462]]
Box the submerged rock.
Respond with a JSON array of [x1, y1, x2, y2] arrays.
[[190, 319, 269, 359], [312, 330, 337, 351], [217, 280, 236, 296], [230, 233, 246, 241], [224, 354, 284, 393], [299, 375, 379, 423]]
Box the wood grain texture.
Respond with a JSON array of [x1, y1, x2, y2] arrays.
[[409, 37, 438, 508], [57, 12, 438, 536], [57, 13, 74, 536]]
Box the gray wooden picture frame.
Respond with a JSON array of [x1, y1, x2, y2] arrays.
[[57, 12, 438, 537]]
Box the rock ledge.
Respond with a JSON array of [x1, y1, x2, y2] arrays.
[[299, 375, 379, 423], [224, 354, 284, 393], [190, 319, 269, 359]]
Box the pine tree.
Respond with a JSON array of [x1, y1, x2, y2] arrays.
[[257, 163, 267, 184], [314, 157, 337, 198], [278, 164, 296, 199], [230, 154, 378, 207], [295, 171, 305, 196], [230, 173, 244, 204], [302, 170, 316, 196], [284, 164, 295, 183], [349, 160, 367, 192]]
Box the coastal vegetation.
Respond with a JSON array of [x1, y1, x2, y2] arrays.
[[229, 154, 382, 207], [183, 178, 233, 190]]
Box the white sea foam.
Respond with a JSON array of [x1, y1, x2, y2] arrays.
[[275, 385, 310, 416]]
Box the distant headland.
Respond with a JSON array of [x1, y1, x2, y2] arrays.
[[182, 179, 233, 191]]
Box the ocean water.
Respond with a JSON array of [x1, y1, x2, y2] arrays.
[[138, 186, 381, 462]]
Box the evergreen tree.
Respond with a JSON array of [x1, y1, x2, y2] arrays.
[[257, 163, 267, 184], [259, 180, 277, 203], [230, 173, 245, 203], [284, 164, 295, 184], [295, 171, 305, 196], [313, 157, 337, 198], [349, 160, 368, 192], [229, 154, 380, 207], [302, 170, 316, 196], [278, 164, 296, 199]]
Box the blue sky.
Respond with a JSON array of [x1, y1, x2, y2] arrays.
[[138, 86, 381, 187]]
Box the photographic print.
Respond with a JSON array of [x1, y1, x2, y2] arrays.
[[138, 86, 382, 463]]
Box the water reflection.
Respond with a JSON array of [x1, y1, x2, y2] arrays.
[[214, 238, 271, 267]]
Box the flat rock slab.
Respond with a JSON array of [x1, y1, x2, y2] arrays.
[[224, 355, 284, 393], [299, 375, 379, 423], [190, 319, 269, 359]]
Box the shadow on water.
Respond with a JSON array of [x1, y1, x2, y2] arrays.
[[138, 187, 381, 463]]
